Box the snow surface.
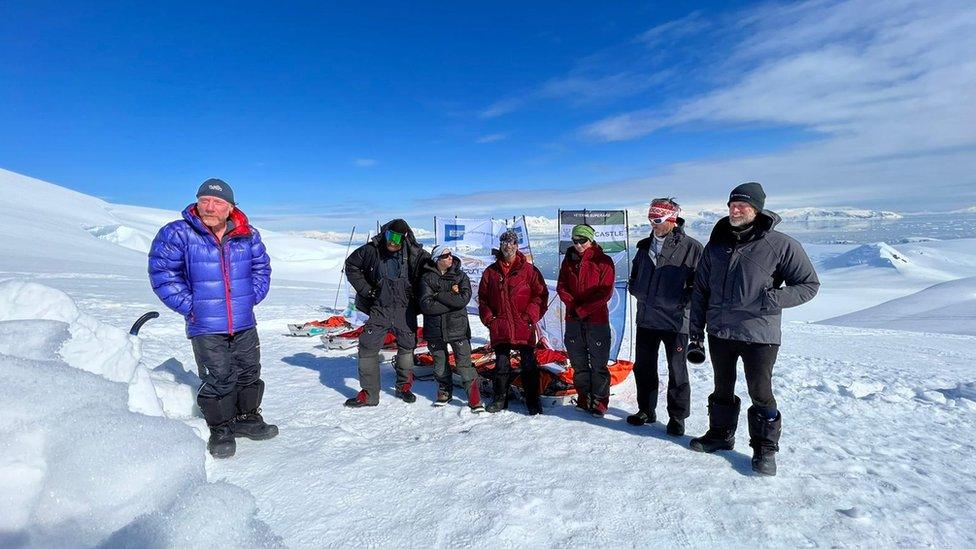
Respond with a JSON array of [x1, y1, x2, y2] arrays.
[[1, 167, 974, 546]]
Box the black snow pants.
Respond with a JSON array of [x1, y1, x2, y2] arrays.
[[707, 335, 779, 411], [191, 327, 265, 427], [564, 320, 612, 404]]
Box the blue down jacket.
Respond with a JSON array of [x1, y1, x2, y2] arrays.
[[148, 205, 271, 337]]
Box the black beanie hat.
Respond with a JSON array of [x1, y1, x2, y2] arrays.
[[387, 219, 410, 235], [196, 178, 236, 205], [728, 182, 765, 212]]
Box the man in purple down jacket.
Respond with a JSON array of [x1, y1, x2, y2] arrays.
[[149, 179, 275, 459]]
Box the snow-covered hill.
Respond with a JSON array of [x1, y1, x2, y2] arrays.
[[820, 276, 976, 335], [0, 168, 347, 280], [1, 167, 974, 546]]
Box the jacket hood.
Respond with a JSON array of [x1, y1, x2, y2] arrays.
[[371, 218, 423, 250]]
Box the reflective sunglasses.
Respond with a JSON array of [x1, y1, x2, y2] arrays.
[[571, 236, 590, 245], [384, 229, 405, 245], [649, 216, 670, 225]]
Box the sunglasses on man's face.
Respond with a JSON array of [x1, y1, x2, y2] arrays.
[[649, 217, 670, 225], [571, 236, 590, 245], [436, 253, 452, 261], [385, 229, 404, 245]]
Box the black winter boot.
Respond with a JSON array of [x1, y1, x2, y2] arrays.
[[748, 406, 781, 476], [198, 394, 238, 458], [521, 367, 542, 415], [626, 410, 656, 426], [344, 390, 377, 408], [689, 395, 740, 453], [487, 372, 510, 413], [395, 371, 417, 403], [233, 380, 279, 440], [207, 424, 236, 458], [666, 417, 685, 436]]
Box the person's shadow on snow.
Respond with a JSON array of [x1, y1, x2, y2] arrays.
[[280, 351, 437, 402], [553, 403, 755, 476], [280, 351, 361, 400]]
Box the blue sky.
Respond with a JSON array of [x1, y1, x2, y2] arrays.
[[1, 0, 974, 231]]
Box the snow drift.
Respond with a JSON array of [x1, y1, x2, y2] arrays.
[[0, 280, 280, 547], [819, 275, 976, 336]]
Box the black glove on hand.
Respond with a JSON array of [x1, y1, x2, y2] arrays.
[[687, 340, 706, 364]]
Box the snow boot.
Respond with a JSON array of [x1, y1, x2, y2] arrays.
[[467, 380, 485, 413], [574, 394, 590, 413], [395, 369, 417, 403], [590, 395, 609, 418], [626, 410, 656, 426], [344, 390, 377, 408], [487, 372, 510, 413], [198, 393, 237, 458], [207, 424, 236, 459], [666, 417, 685, 437], [233, 380, 279, 440], [433, 390, 452, 407], [521, 367, 543, 416], [395, 389, 417, 403], [689, 395, 740, 453], [748, 406, 781, 476]]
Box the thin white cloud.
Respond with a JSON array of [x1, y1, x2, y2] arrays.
[[479, 98, 525, 119], [353, 158, 378, 168], [476, 133, 508, 144], [634, 10, 709, 47]]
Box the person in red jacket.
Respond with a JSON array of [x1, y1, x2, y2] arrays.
[[557, 224, 616, 417], [478, 229, 549, 414]]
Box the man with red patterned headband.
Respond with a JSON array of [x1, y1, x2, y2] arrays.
[[626, 198, 703, 436]]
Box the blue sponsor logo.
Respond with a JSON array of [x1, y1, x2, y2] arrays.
[[445, 224, 465, 241]]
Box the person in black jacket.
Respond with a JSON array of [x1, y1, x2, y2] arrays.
[[626, 198, 703, 435], [688, 182, 820, 476], [343, 219, 431, 407], [419, 245, 484, 412]]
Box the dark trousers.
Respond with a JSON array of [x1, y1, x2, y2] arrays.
[[707, 335, 779, 410], [429, 339, 477, 394], [494, 343, 539, 404], [191, 327, 263, 426], [192, 327, 261, 399], [633, 327, 690, 419], [564, 320, 612, 400], [358, 306, 417, 395]]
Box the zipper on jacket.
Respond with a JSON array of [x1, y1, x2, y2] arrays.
[[210, 231, 235, 336]]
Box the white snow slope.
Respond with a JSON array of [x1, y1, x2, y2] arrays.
[[1, 168, 974, 547]]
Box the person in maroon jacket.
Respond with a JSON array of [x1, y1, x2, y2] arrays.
[[557, 224, 616, 417], [478, 229, 549, 414]]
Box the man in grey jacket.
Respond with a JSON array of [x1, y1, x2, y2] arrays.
[[626, 198, 703, 435], [688, 182, 820, 476]]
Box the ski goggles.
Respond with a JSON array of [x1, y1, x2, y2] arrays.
[[571, 236, 590, 245], [384, 229, 405, 246]]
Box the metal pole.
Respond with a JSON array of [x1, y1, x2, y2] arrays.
[[333, 225, 357, 311]]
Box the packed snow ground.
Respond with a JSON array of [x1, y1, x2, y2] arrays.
[[1, 168, 974, 547]]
